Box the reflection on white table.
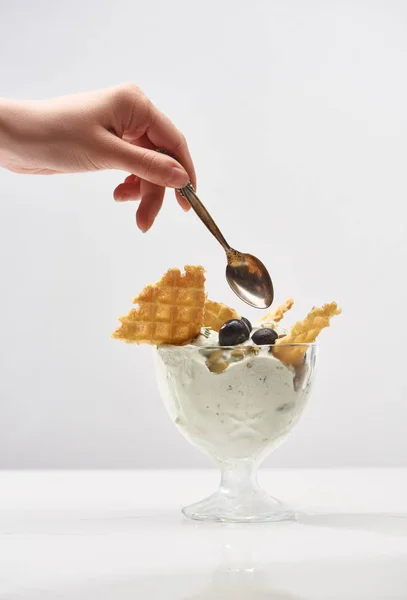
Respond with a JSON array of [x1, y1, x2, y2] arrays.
[[1, 469, 407, 599]]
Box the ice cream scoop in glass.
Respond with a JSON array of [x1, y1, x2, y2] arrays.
[[154, 341, 317, 523]]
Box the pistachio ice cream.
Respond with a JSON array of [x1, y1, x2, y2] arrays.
[[155, 328, 314, 464]]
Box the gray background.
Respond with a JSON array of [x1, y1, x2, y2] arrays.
[[0, 0, 406, 468]]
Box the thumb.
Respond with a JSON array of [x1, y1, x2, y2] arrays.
[[105, 136, 189, 188]]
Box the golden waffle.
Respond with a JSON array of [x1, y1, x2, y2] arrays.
[[203, 300, 239, 332], [112, 265, 206, 345], [261, 298, 294, 323], [273, 302, 341, 365]]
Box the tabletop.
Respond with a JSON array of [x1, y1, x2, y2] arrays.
[[1, 468, 407, 599]]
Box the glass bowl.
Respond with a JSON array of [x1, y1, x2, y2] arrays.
[[154, 342, 317, 522]]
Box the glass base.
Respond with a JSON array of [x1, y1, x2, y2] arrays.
[[182, 488, 297, 523]]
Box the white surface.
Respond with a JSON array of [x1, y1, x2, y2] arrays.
[[1, 469, 407, 599], [1, 1, 407, 468]]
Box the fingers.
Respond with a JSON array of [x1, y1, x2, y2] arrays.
[[146, 108, 197, 190], [113, 174, 166, 232], [107, 87, 195, 225], [124, 135, 191, 211], [176, 190, 191, 211], [107, 84, 196, 189], [124, 174, 137, 183], [113, 176, 141, 202], [104, 132, 189, 188], [114, 173, 189, 230], [136, 180, 165, 232]]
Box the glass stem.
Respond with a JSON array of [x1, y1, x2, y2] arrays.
[[219, 459, 259, 498]]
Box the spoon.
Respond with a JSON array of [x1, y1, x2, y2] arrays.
[[157, 149, 274, 308], [178, 182, 274, 309]]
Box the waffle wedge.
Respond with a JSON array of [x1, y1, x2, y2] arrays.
[[261, 298, 294, 323], [203, 300, 239, 332], [273, 302, 341, 365], [112, 265, 206, 345]]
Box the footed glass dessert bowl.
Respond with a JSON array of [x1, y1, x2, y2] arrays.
[[112, 264, 339, 521], [154, 341, 317, 523]]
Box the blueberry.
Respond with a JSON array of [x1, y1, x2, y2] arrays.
[[251, 328, 278, 346], [219, 319, 250, 346], [241, 317, 252, 332]]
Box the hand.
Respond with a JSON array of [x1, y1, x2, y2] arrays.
[[0, 84, 195, 231]]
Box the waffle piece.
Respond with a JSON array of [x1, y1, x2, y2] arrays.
[[261, 298, 294, 323], [112, 265, 206, 345], [273, 302, 341, 365], [203, 300, 239, 332]]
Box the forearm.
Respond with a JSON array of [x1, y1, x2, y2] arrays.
[[0, 98, 31, 168], [0, 98, 15, 161], [0, 98, 51, 173]]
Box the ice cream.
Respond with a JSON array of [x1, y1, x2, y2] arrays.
[[112, 265, 339, 466], [154, 326, 315, 464]]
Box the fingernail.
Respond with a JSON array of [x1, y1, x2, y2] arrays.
[[115, 193, 129, 202], [167, 167, 189, 188]]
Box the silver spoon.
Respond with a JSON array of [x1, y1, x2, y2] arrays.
[[158, 149, 273, 308], [178, 182, 274, 308]]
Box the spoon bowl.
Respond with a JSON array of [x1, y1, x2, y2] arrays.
[[226, 250, 274, 308]]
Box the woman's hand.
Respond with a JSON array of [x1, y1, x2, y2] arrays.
[[0, 84, 195, 231]]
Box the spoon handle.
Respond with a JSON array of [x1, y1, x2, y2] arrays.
[[180, 183, 231, 253]]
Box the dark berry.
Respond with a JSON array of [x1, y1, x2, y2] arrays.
[[219, 319, 250, 346], [241, 317, 252, 332], [251, 328, 278, 346]]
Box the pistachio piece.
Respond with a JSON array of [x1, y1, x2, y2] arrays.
[[230, 349, 245, 363], [246, 346, 260, 357], [206, 349, 224, 363], [206, 359, 229, 374]]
